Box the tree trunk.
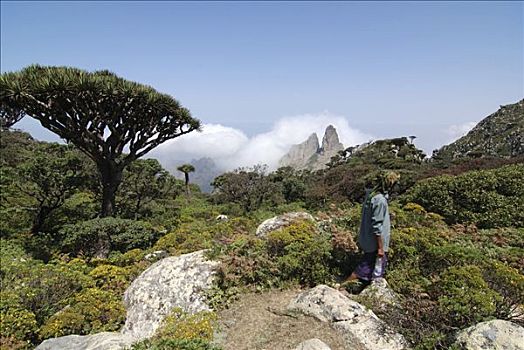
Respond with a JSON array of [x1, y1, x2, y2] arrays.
[[98, 161, 123, 217], [31, 206, 50, 234], [184, 173, 190, 197]]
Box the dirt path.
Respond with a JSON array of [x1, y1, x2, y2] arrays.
[[214, 288, 349, 350]]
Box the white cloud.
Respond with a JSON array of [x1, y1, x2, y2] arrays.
[[151, 123, 249, 161], [150, 112, 372, 172], [446, 121, 477, 143]]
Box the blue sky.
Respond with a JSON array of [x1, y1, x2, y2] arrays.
[[1, 1, 523, 168]]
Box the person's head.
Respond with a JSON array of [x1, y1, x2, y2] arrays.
[[367, 170, 401, 193]]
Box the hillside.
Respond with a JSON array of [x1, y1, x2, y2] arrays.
[[435, 99, 524, 160], [2, 125, 524, 350]]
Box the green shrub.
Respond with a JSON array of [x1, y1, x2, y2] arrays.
[[60, 217, 161, 258], [435, 265, 502, 327], [208, 219, 332, 308], [154, 217, 254, 255], [1, 258, 93, 324], [403, 164, 524, 228], [130, 339, 222, 350], [0, 292, 37, 346], [88, 264, 131, 294], [129, 308, 220, 350], [267, 220, 332, 285], [39, 288, 125, 339], [155, 308, 217, 342]]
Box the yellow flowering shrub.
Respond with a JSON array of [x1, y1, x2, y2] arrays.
[[155, 308, 217, 342], [39, 288, 125, 339]]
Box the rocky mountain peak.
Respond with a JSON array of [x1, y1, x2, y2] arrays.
[[320, 125, 344, 154], [279, 125, 344, 171], [278, 133, 320, 169]]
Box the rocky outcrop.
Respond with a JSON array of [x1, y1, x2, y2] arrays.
[[35, 251, 219, 349], [435, 99, 524, 160], [35, 332, 135, 350], [310, 125, 345, 171], [279, 133, 320, 169], [454, 319, 524, 350], [294, 338, 332, 350], [288, 285, 408, 350], [357, 278, 400, 310], [121, 250, 219, 340], [279, 125, 345, 171], [255, 212, 315, 238]]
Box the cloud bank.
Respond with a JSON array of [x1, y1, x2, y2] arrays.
[[150, 112, 372, 172], [446, 121, 477, 143]]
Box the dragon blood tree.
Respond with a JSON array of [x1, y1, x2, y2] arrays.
[[0, 65, 200, 216]]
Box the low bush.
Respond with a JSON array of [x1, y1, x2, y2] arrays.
[[403, 164, 524, 228], [39, 287, 125, 339], [60, 217, 161, 258], [130, 308, 220, 350], [435, 265, 502, 327], [131, 339, 222, 350], [208, 219, 333, 308]]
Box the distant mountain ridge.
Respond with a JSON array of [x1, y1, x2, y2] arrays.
[[279, 125, 345, 171], [435, 99, 524, 160]]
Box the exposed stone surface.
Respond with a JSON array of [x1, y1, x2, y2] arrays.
[[311, 125, 345, 171], [294, 338, 332, 350], [121, 250, 219, 340], [454, 319, 524, 350], [255, 212, 315, 238], [279, 133, 320, 169], [288, 285, 408, 350], [35, 332, 134, 350], [357, 278, 400, 309], [279, 125, 345, 171], [144, 250, 168, 261]]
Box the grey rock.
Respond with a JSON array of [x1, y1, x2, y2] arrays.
[[279, 125, 345, 171], [288, 285, 409, 350], [311, 126, 345, 171], [255, 212, 315, 238], [216, 214, 229, 221], [454, 319, 524, 350], [144, 250, 168, 261], [294, 338, 332, 350], [35, 332, 135, 350], [357, 278, 400, 309], [121, 250, 219, 340], [279, 133, 320, 169]]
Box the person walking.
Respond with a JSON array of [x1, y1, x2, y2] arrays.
[[341, 171, 400, 291]]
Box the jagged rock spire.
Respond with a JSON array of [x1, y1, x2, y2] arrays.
[[279, 125, 344, 171]]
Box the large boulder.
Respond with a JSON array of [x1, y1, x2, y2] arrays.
[[256, 212, 315, 238], [454, 319, 524, 350], [35, 332, 134, 350], [355, 278, 400, 311], [294, 338, 332, 350], [121, 250, 219, 340], [288, 285, 408, 350]]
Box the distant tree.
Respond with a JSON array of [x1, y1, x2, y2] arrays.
[[118, 158, 175, 219], [212, 165, 283, 212], [270, 166, 307, 203], [177, 164, 195, 197], [409, 135, 417, 144], [0, 65, 200, 216]]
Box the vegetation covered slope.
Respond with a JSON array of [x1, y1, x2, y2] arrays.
[[1, 90, 523, 349], [435, 99, 524, 160]]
